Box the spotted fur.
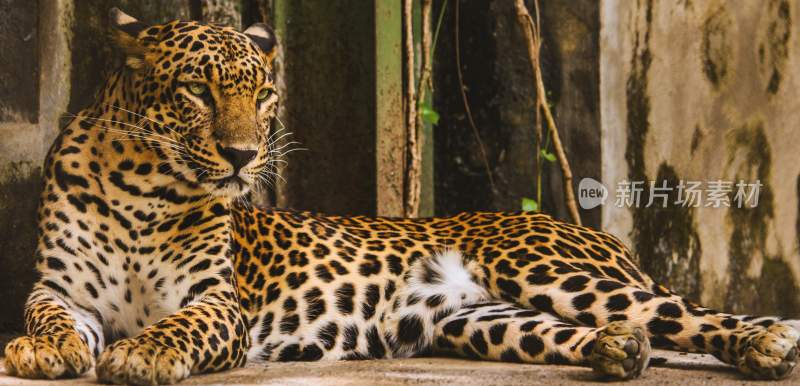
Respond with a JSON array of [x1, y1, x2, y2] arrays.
[[4, 9, 799, 386]]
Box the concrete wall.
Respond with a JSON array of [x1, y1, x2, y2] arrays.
[[601, 0, 800, 316], [0, 0, 71, 336]]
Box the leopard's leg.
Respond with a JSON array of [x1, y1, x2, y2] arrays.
[[723, 314, 800, 332], [95, 289, 249, 385], [478, 265, 798, 379], [626, 284, 800, 378], [432, 302, 650, 380], [4, 284, 99, 379]]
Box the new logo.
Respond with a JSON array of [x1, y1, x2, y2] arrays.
[[578, 178, 608, 210]]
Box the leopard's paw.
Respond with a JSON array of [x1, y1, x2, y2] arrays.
[[737, 324, 799, 380], [96, 338, 191, 385], [589, 321, 651, 380], [3, 333, 92, 379]]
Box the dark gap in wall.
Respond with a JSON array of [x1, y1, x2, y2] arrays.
[[433, 0, 601, 228], [189, 0, 203, 21], [275, 1, 377, 216]]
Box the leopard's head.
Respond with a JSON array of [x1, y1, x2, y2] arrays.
[[109, 8, 281, 197]]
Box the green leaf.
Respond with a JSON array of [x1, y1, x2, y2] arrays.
[[419, 103, 440, 125], [540, 149, 556, 162], [521, 197, 539, 212]]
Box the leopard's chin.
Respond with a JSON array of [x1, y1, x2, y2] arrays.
[[203, 176, 253, 198]]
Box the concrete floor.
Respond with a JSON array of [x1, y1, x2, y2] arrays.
[[0, 350, 797, 385]]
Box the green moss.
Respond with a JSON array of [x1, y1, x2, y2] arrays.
[[690, 125, 703, 155], [633, 164, 703, 300], [766, 70, 782, 94], [724, 123, 770, 313], [701, 6, 730, 89], [624, 0, 652, 184], [756, 258, 800, 316], [763, 0, 791, 94], [723, 121, 798, 316], [624, 0, 704, 300]]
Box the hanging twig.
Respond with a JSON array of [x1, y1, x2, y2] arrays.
[[426, 0, 448, 90], [455, 0, 496, 192], [514, 0, 582, 225], [416, 0, 433, 101], [416, 0, 447, 122], [408, 0, 435, 218], [531, 0, 543, 210], [403, 0, 421, 217]]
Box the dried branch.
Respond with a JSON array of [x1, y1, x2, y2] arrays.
[[455, 0, 497, 192], [412, 0, 435, 218], [416, 0, 433, 101], [403, 0, 421, 217], [514, 0, 582, 225], [531, 0, 543, 209]]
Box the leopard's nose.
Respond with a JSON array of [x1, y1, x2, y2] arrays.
[[217, 143, 257, 174]]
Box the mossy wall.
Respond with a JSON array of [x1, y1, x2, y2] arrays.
[[601, 0, 800, 316]]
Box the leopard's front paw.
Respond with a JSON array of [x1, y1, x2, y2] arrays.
[[738, 324, 799, 380], [96, 338, 191, 385], [589, 321, 651, 380], [3, 333, 92, 379]]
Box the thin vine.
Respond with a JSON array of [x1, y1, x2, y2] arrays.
[[515, 0, 582, 225], [454, 0, 497, 193], [404, 0, 448, 217]]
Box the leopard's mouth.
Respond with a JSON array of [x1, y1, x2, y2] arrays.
[[216, 175, 247, 187], [181, 149, 266, 198]]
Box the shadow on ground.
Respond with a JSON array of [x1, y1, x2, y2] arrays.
[[0, 350, 796, 385]]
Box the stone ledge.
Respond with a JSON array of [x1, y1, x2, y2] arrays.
[[1, 350, 797, 385]]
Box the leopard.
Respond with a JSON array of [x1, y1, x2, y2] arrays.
[[3, 7, 799, 385]]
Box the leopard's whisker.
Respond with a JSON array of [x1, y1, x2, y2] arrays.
[[99, 104, 187, 141], [79, 115, 183, 146], [78, 121, 190, 158], [69, 114, 185, 148]]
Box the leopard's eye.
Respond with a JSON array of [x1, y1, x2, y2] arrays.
[[256, 88, 274, 102], [187, 83, 208, 96]]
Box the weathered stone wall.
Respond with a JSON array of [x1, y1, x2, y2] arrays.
[[601, 0, 800, 316], [0, 0, 69, 336]]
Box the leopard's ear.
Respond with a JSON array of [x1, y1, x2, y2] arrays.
[[109, 8, 150, 70], [243, 23, 277, 64]]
